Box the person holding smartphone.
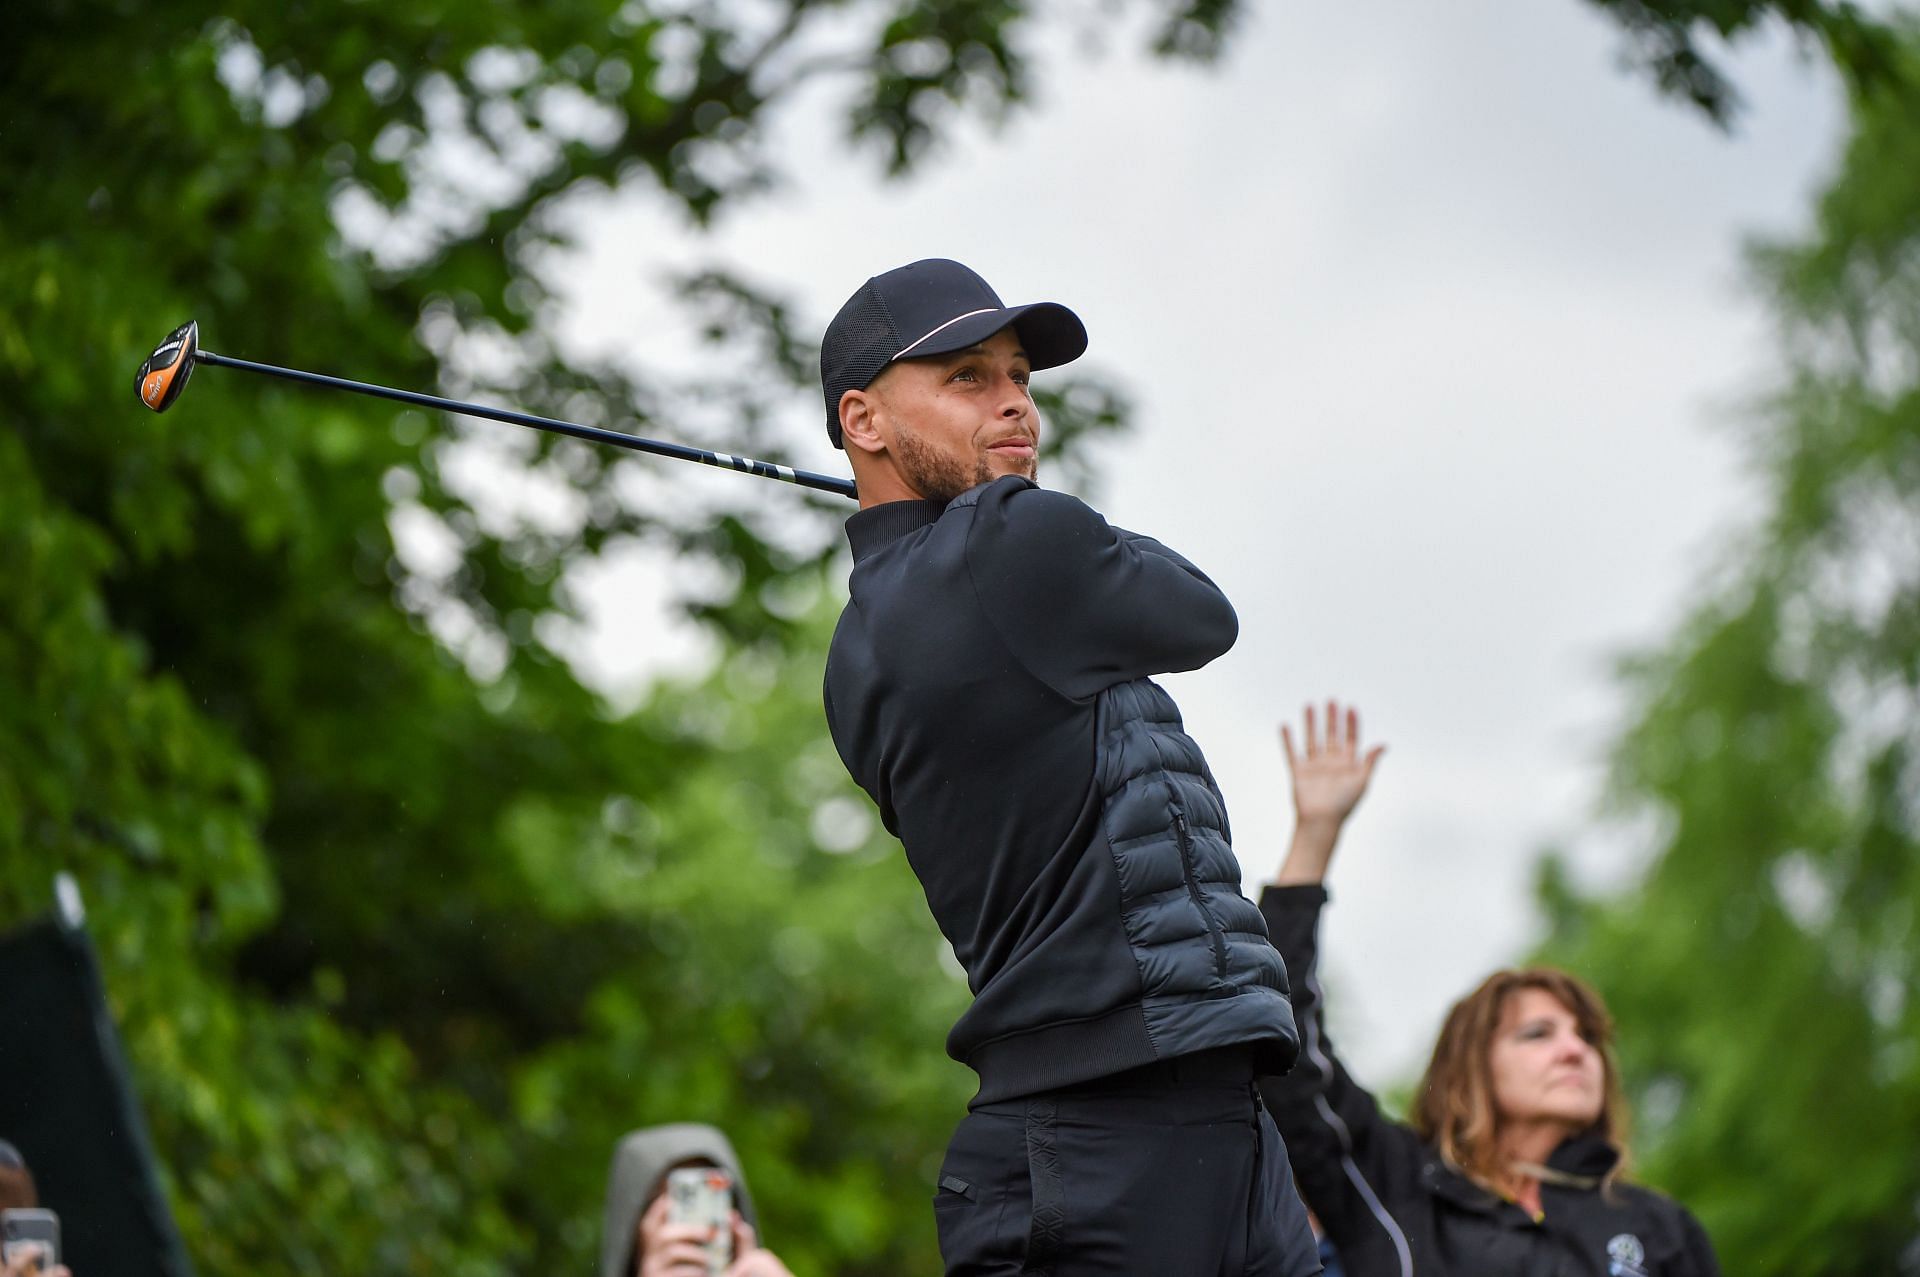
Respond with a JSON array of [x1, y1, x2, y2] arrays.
[[1257, 701, 1721, 1277], [599, 1125, 794, 1277]]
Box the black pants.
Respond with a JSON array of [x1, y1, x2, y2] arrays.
[[933, 1047, 1323, 1277]]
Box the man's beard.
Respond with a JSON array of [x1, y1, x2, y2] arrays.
[[895, 427, 1036, 504]]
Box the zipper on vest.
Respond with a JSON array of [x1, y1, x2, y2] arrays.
[[1170, 804, 1230, 983]]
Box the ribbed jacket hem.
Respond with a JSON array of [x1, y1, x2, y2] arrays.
[[965, 1004, 1158, 1106], [964, 988, 1299, 1107]]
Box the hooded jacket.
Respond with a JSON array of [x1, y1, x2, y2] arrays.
[[823, 476, 1299, 1105], [599, 1124, 757, 1277], [1256, 885, 1721, 1277]]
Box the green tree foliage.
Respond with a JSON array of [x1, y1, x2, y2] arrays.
[[1577, 0, 1900, 125], [1534, 35, 1920, 1275]]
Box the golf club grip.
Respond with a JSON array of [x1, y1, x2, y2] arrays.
[[194, 349, 859, 500]]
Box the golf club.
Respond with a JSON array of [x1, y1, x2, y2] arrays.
[[135, 321, 859, 500]]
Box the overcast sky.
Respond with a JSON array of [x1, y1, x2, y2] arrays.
[[544, 1, 1845, 1081]]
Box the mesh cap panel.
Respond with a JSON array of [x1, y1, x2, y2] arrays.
[[820, 282, 900, 449]]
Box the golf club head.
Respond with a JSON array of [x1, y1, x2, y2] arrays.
[[136, 320, 199, 412]]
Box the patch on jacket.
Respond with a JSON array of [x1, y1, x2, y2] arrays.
[[1606, 1232, 1649, 1277]]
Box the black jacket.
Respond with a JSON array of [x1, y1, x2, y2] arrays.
[[824, 477, 1298, 1104], [1256, 885, 1721, 1277]]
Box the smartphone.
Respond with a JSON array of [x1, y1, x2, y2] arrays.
[[1, 1208, 59, 1274], [665, 1166, 733, 1276]]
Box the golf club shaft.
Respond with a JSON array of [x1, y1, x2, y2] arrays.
[[194, 349, 858, 500]]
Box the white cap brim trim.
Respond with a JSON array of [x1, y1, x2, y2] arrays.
[[891, 308, 1001, 361]]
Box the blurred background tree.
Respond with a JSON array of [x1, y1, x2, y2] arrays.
[[1580, 0, 1898, 124], [0, 0, 1904, 1273], [1535, 30, 1920, 1276]]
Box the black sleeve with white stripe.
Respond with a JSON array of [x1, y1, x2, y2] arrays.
[[1258, 884, 1423, 1277]]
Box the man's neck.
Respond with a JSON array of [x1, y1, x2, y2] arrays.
[[851, 464, 922, 509]]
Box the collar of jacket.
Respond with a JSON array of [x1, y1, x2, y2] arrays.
[[1421, 1131, 1621, 1214], [843, 476, 1041, 563], [845, 496, 947, 562], [1545, 1130, 1621, 1180]]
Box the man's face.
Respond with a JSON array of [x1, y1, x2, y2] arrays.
[[864, 327, 1038, 503]]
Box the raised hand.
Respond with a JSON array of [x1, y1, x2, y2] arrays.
[[1283, 700, 1384, 830], [1274, 699, 1384, 886]]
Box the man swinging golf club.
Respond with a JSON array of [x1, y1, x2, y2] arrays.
[[821, 259, 1321, 1276]]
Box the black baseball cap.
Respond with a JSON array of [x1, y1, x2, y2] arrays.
[[819, 259, 1088, 448]]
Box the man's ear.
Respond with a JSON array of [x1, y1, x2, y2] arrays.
[[839, 387, 886, 456]]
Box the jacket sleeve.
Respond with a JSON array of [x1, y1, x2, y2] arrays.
[[1258, 884, 1427, 1273], [963, 478, 1238, 701]]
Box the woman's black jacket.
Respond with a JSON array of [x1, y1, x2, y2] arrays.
[[1257, 885, 1721, 1277]]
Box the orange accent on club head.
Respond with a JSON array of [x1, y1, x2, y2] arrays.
[[135, 320, 199, 412]]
